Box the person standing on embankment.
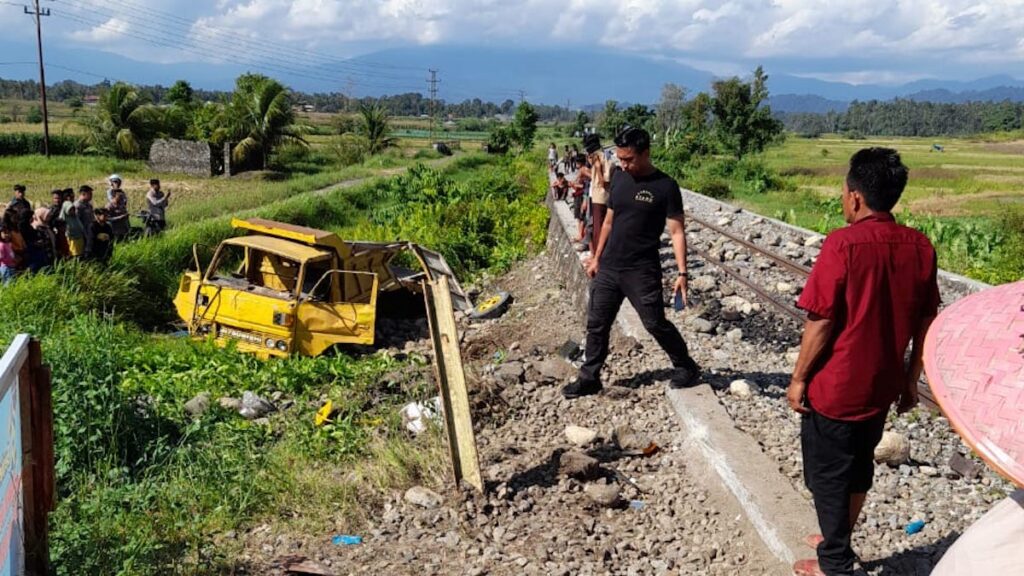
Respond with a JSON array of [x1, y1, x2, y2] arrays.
[[788, 147, 940, 576], [562, 126, 701, 398]]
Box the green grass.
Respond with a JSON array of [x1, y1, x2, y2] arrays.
[[708, 134, 1024, 284], [0, 147, 549, 574]]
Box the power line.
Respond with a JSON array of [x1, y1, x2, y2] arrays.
[[55, 0, 425, 81], [51, 10, 426, 94]]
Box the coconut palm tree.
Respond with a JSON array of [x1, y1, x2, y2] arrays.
[[357, 102, 396, 154], [218, 74, 306, 170], [79, 83, 164, 158]]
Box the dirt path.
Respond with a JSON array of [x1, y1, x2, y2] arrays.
[[238, 250, 779, 575]]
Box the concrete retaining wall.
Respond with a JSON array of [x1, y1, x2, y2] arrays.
[[544, 192, 818, 571], [149, 138, 217, 177]]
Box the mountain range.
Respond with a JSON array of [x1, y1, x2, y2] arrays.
[[2, 41, 1024, 113]]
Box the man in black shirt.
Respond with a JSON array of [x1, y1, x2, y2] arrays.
[[563, 127, 700, 398], [9, 185, 31, 213]]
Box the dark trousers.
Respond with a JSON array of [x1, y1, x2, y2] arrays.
[[801, 409, 886, 575], [579, 266, 693, 384], [590, 203, 607, 249]]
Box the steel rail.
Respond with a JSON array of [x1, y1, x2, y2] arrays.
[[689, 214, 813, 277], [687, 222, 939, 411]]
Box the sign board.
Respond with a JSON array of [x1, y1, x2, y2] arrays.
[[0, 337, 27, 576]]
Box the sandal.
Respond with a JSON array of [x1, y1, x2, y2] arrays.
[[793, 558, 826, 576]]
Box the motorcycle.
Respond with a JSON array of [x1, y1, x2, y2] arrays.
[[126, 210, 166, 239]]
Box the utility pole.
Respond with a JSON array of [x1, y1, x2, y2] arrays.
[[427, 69, 439, 142], [518, 89, 526, 104], [25, 0, 51, 158]]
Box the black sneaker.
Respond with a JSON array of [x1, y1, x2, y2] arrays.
[[562, 378, 602, 399], [669, 362, 701, 389]]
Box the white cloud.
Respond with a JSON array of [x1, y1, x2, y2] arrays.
[[49, 0, 1024, 80], [68, 17, 130, 43]]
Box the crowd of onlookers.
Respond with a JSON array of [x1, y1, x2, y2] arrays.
[[0, 174, 171, 285], [548, 136, 614, 253]]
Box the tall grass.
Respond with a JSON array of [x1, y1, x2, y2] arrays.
[[0, 149, 550, 574]]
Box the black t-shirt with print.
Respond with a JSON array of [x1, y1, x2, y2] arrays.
[[600, 168, 683, 271]]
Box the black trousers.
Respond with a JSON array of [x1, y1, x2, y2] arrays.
[[579, 266, 693, 385], [801, 408, 887, 575]]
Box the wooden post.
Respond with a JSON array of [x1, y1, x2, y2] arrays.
[[16, 339, 52, 576]]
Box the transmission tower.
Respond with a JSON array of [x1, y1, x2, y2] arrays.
[[427, 69, 439, 142]]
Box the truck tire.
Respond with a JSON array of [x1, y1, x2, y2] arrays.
[[470, 291, 512, 320]]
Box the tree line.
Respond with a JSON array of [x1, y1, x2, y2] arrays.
[[0, 76, 575, 121], [780, 99, 1024, 137]]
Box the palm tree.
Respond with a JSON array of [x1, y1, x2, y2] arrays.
[[357, 102, 396, 154], [218, 74, 307, 170], [79, 83, 164, 158]]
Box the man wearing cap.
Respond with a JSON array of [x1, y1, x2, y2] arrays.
[[562, 126, 701, 398], [106, 174, 123, 204], [9, 185, 31, 213], [789, 148, 940, 576]]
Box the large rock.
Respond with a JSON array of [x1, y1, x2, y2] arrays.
[[721, 296, 750, 311], [240, 391, 275, 420], [612, 425, 654, 455], [689, 318, 716, 334], [184, 392, 211, 417], [559, 451, 600, 480], [584, 483, 623, 508], [494, 361, 525, 385], [728, 379, 759, 399], [874, 432, 911, 466], [404, 486, 444, 509], [690, 276, 717, 293], [565, 425, 598, 447], [535, 358, 575, 382]]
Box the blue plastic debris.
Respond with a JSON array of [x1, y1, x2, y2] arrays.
[[629, 500, 645, 510], [905, 520, 926, 535], [332, 535, 362, 545]]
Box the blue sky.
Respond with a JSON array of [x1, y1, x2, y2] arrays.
[[1, 0, 1023, 93]]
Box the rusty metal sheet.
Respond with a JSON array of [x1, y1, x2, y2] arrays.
[[924, 280, 1024, 487]]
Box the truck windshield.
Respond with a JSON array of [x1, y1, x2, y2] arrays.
[[207, 244, 303, 299]]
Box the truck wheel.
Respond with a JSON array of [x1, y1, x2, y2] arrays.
[[470, 292, 512, 320]]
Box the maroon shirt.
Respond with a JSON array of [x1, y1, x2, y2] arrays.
[[797, 212, 940, 421]]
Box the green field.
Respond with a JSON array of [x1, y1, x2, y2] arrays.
[[754, 134, 1024, 221], [0, 139, 550, 574], [714, 134, 1024, 284]]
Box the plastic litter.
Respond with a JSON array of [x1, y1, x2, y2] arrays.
[[400, 397, 441, 434], [905, 520, 926, 535], [629, 500, 645, 510], [332, 535, 362, 546]]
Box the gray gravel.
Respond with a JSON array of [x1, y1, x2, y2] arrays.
[[673, 190, 1011, 574]]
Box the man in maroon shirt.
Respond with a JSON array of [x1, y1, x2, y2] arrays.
[[788, 148, 940, 576]]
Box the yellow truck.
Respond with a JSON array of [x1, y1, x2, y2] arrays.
[[173, 218, 470, 358]]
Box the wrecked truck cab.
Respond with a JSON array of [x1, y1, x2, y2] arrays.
[[173, 217, 469, 359]]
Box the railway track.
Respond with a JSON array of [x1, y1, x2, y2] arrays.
[[686, 212, 941, 410]]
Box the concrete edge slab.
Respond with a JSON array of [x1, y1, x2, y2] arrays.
[[545, 193, 818, 571]]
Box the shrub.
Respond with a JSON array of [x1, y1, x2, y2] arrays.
[[691, 176, 733, 199], [331, 133, 369, 166], [26, 106, 43, 124], [0, 133, 86, 155]]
